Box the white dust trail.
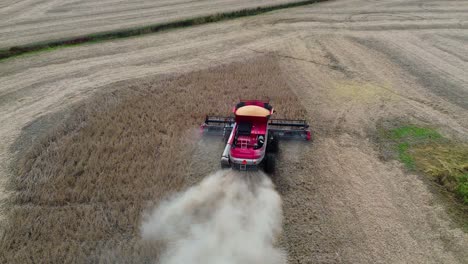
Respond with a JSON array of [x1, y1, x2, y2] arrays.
[[141, 170, 286, 264]]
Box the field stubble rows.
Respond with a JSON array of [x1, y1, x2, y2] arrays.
[[0, 0, 305, 49]]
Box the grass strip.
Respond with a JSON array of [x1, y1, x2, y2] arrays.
[[384, 125, 468, 204], [0, 0, 327, 61]]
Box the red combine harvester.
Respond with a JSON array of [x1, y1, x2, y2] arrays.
[[201, 99, 310, 173]]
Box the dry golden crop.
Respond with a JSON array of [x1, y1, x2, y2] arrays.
[[1, 56, 305, 263]]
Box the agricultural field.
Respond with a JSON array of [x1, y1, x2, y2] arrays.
[[0, 0, 305, 49], [1, 0, 468, 263]]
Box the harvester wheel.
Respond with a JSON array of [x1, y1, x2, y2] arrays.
[[267, 135, 278, 153], [221, 160, 231, 169], [264, 153, 276, 174]]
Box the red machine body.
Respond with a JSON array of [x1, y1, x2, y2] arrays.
[[201, 99, 310, 173]]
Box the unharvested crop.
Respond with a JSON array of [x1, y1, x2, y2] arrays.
[[0, 56, 305, 263]]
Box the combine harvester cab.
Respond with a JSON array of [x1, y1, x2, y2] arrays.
[[201, 99, 310, 174]]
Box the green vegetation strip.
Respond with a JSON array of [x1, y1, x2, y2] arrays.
[[0, 0, 327, 61], [384, 125, 468, 204]]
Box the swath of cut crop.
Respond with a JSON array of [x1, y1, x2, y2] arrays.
[[141, 170, 286, 264]]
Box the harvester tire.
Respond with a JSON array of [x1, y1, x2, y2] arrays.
[[264, 153, 276, 174], [221, 160, 231, 169], [267, 135, 278, 153]]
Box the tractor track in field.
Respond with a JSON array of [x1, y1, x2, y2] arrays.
[[1, 0, 468, 263]]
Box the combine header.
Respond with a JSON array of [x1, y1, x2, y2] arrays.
[[201, 99, 310, 173]]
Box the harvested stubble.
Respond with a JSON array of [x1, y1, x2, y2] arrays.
[[0, 56, 306, 263]]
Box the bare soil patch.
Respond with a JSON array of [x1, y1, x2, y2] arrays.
[[0, 56, 305, 263]]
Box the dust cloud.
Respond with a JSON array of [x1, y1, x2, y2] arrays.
[[141, 170, 286, 264]]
